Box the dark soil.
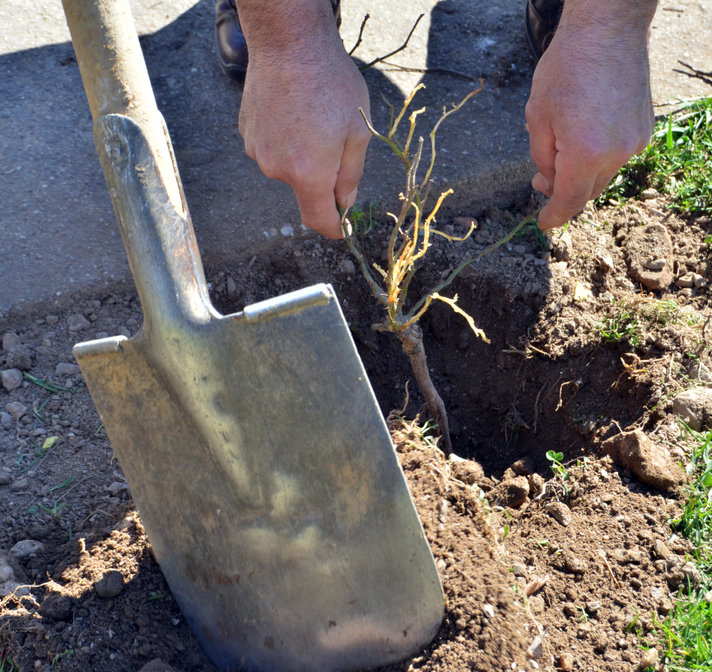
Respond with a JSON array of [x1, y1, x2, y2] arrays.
[[1, 191, 711, 672]]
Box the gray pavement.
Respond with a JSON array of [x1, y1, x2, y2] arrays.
[[1, 0, 710, 322]]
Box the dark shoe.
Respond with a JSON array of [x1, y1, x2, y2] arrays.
[[524, 0, 564, 62], [215, 0, 342, 83]]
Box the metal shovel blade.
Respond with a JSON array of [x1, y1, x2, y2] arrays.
[[73, 113, 443, 672]]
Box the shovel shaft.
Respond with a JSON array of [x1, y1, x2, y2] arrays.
[[62, 0, 210, 328]]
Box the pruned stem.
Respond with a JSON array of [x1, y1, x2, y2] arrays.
[[398, 324, 452, 454]]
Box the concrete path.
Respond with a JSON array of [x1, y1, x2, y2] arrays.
[[1, 0, 710, 321]]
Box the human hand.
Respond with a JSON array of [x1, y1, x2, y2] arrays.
[[238, 2, 371, 239], [525, 0, 657, 230]]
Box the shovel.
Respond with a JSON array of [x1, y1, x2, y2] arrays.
[[61, 0, 444, 670]]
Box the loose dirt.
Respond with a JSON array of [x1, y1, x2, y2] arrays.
[[1, 191, 710, 672]]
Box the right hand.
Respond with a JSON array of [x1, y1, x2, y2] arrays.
[[238, 7, 371, 239]]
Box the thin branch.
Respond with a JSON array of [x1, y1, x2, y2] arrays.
[[348, 13, 371, 56], [359, 13, 425, 73]]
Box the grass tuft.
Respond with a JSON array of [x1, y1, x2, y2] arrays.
[[600, 97, 712, 214]]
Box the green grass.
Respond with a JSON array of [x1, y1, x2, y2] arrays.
[[600, 97, 712, 214], [658, 424, 712, 670], [0, 651, 18, 672]]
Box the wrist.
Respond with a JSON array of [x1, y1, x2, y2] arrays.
[[560, 0, 658, 36], [237, 0, 342, 58]]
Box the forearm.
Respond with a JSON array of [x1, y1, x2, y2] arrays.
[[558, 0, 658, 44], [237, 0, 341, 57]]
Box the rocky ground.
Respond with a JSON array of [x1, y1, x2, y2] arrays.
[[1, 189, 711, 672]]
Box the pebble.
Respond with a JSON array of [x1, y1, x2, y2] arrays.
[[1, 368, 23, 392], [0, 468, 12, 485], [641, 187, 659, 200], [55, 362, 81, 377], [545, 501, 573, 527], [338, 258, 356, 275], [483, 603, 495, 619], [95, 570, 125, 598], [672, 387, 712, 432], [9, 477, 30, 492], [10, 539, 44, 559], [644, 258, 667, 271], [652, 539, 672, 560], [2, 332, 21, 350], [563, 552, 587, 574], [600, 429, 684, 490], [66, 313, 91, 332], [1, 412, 13, 429], [5, 345, 32, 371], [637, 647, 659, 671], [39, 594, 72, 621], [107, 480, 129, 495], [527, 635, 543, 660], [558, 651, 574, 671], [610, 548, 643, 564], [5, 401, 28, 419]]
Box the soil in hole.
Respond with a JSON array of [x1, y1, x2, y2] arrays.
[[1, 195, 710, 672]]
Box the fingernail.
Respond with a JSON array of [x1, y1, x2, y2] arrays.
[[344, 188, 358, 209]]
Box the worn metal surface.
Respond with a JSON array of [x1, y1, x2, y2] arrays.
[[63, 0, 444, 668]]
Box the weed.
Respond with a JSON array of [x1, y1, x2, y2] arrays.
[[348, 201, 376, 235], [149, 588, 170, 602], [23, 372, 72, 394], [656, 424, 712, 669], [545, 450, 569, 481], [0, 650, 18, 672], [599, 307, 643, 348], [51, 649, 74, 666], [600, 97, 712, 214], [29, 501, 67, 521]]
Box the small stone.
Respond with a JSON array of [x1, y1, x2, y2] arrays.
[[624, 223, 673, 290], [449, 454, 485, 485], [95, 570, 125, 598], [10, 539, 44, 559], [658, 599, 673, 616], [338, 259, 356, 275], [0, 468, 12, 485], [559, 651, 574, 671], [2, 333, 21, 350], [652, 539, 672, 560], [45, 314, 59, 325], [5, 345, 32, 371], [55, 362, 81, 377], [644, 258, 667, 271], [5, 402, 28, 420], [9, 477, 30, 492], [546, 501, 573, 527], [637, 647, 659, 671], [483, 603, 495, 619], [527, 635, 544, 660], [107, 481, 129, 495], [511, 561, 527, 578], [39, 594, 72, 621], [225, 276, 237, 295], [641, 187, 659, 200], [585, 600, 602, 616], [1, 368, 23, 392], [672, 387, 712, 432], [527, 472, 545, 497], [601, 429, 684, 490], [675, 272, 694, 288], [610, 548, 643, 564], [66, 313, 91, 332], [1, 412, 13, 429], [563, 552, 587, 574]]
